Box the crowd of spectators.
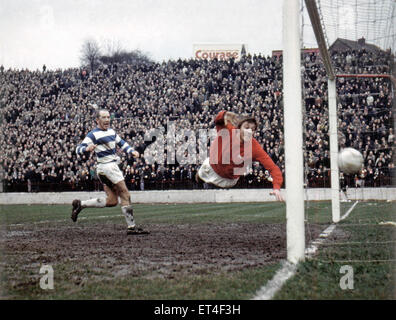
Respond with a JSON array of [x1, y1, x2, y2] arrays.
[[0, 47, 394, 192]]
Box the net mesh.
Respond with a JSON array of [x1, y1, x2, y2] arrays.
[[303, 0, 396, 54], [300, 0, 395, 266]]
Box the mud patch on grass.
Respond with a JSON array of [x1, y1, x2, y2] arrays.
[[2, 222, 324, 292]]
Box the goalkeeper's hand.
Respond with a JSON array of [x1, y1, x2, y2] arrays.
[[270, 189, 284, 202]]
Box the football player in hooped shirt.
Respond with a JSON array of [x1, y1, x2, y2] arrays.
[[72, 109, 149, 235], [196, 110, 284, 201]]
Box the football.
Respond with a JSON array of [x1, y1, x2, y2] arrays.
[[338, 147, 364, 174]]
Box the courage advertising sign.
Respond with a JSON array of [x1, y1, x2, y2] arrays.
[[193, 44, 244, 61]]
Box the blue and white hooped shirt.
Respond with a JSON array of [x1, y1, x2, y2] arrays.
[[76, 128, 134, 164]]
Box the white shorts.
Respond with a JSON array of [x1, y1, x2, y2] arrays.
[[197, 158, 239, 188], [96, 161, 124, 187]]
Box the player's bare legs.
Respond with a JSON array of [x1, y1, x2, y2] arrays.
[[71, 183, 126, 219], [71, 198, 104, 221], [113, 180, 131, 207], [72, 179, 148, 234], [113, 180, 149, 235], [103, 184, 118, 207], [112, 181, 134, 227], [71, 187, 113, 222]]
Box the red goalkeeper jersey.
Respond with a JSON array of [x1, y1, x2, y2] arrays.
[[209, 110, 284, 190]]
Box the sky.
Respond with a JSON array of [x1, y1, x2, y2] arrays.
[[0, 0, 318, 70]]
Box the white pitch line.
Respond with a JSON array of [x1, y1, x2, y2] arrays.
[[304, 224, 337, 257], [8, 214, 123, 227], [340, 201, 359, 221], [253, 201, 359, 300], [252, 260, 298, 300]]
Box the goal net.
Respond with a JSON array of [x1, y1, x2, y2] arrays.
[[283, 0, 395, 269]]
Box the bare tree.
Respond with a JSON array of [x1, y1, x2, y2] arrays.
[[100, 49, 154, 67], [102, 38, 124, 57], [80, 39, 101, 73]]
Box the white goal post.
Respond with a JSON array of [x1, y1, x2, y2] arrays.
[[283, 0, 342, 263], [283, 0, 306, 264]]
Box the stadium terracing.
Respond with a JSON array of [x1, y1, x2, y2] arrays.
[[0, 38, 394, 193]]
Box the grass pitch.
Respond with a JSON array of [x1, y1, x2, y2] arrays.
[[0, 201, 394, 300]]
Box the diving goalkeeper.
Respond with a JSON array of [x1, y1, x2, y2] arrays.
[[196, 110, 284, 201]]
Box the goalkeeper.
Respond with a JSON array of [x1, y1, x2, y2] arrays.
[[196, 110, 284, 201]]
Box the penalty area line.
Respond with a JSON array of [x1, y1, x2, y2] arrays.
[[253, 201, 359, 300]]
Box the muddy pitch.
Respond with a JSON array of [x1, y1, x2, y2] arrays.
[[3, 222, 325, 287]]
